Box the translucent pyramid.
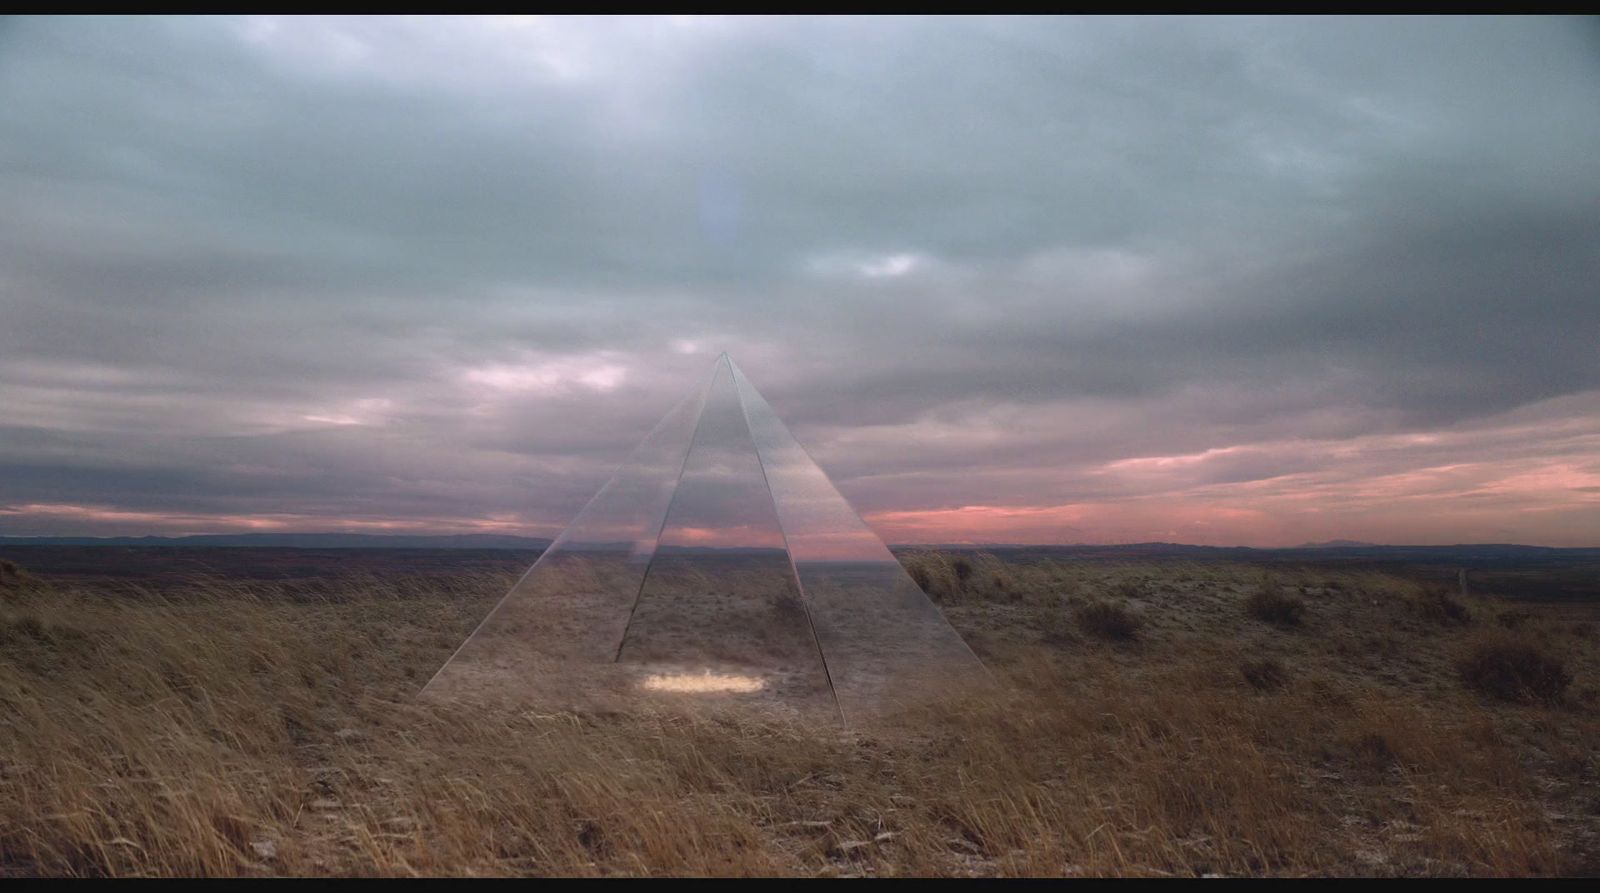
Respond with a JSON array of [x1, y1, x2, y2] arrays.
[[423, 354, 990, 724]]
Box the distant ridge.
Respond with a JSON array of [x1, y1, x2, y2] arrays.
[[893, 542, 1600, 562], [0, 533, 551, 549], [2, 535, 1595, 562]]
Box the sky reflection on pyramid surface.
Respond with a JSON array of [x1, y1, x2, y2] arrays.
[[422, 355, 989, 724]]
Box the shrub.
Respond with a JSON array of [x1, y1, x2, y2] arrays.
[[901, 551, 1024, 603], [1038, 606, 1078, 646], [1497, 610, 1533, 631], [1349, 732, 1399, 772], [1458, 641, 1571, 703], [1416, 587, 1472, 624], [951, 557, 974, 584], [2, 613, 50, 643], [907, 563, 933, 595], [1245, 588, 1306, 628], [1074, 600, 1143, 642], [0, 611, 88, 654], [1240, 657, 1289, 691], [899, 552, 958, 603], [1109, 579, 1142, 600]]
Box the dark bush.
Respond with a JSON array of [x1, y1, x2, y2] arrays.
[[1240, 657, 1289, 691], [1416, 587, 1472, 624], [1245, 588, 1306, 628], [1349, 732, 1398, 771], [1458, 641, 1571, 703], [1497, 610, 1533, 631], [951, 557, 974, 584], [5, 614, 49, 642], [1074, 600, 1143, 642], [0, 612, 85, 650], [907, 563, 932, 595], [1110, 579, 1142, 600]]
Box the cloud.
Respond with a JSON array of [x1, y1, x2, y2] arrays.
[[1, 15, 1597, 545]]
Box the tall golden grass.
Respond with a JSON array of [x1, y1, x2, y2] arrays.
[[1, 554, 1595, 876]]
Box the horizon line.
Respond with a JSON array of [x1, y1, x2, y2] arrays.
[[1, 532, 1596, 551]]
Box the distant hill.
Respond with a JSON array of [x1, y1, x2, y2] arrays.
[[3, 535, 1595, 567], [895, 541, 1600, 564], [0, 533, 551, 550]]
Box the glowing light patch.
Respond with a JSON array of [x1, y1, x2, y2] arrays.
[[462, 357, 627, 395], [641, 671, 766, 694], [859, 252, 920, 278]]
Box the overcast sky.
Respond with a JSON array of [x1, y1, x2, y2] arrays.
[[2, 15, 1597, 546]]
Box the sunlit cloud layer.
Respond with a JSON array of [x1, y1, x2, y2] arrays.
[[1, 16, 1597, 546]]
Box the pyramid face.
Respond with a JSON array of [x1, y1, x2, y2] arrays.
[[423, 355, 989, 724]]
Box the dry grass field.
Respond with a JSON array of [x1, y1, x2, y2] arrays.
[[0, 550, 1596, 876]]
